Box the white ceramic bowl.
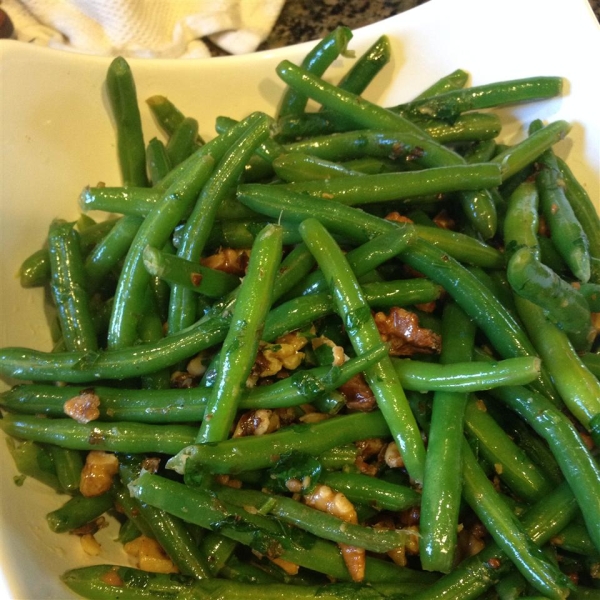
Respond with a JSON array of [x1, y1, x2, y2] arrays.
[[1, 0, 599, 597]]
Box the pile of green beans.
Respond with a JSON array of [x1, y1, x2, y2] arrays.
[[1, 27, 600, 600]]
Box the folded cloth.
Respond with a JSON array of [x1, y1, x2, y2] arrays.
[[1, 0, 285, 57]]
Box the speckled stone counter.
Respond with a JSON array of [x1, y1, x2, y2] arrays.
[[260, 0, 599, 49]]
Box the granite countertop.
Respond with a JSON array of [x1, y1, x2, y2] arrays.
[[260, 0, 600, 50]]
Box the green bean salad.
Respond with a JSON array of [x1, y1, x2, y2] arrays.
[[2, 26, 600, 600]]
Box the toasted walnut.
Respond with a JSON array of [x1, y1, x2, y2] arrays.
[[64, 389, 100, 424], [433, 210, 456, 230], [124, 535, 178, 574], [373, 516, 419, 568], [304, 484, 364, 581], [233, 409, 280, 437], [356, 438, 386, 460], [457, 519, 487, 561], [311, 336, 346, 366], [269, 556, 299, 576], [80, 451, 119, 498], [298, 411, 330, 424], [215, 474, 243, 489], [169, 370, 196, 389], [201, 248, 250, 276], [385, 211, 414, 224], [339, 373, 377, 412], [187, 352, 210, 378], [80, 533, 102, 556], [374, 307, 441, 356], [384, 441, 405, 469]]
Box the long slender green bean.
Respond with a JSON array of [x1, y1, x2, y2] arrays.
[[167, 112, 271, 335], [197, 224, 282, 443], [298, 217, 426, 483], [420, 302, 475, 573], [106, 56, 147, 187], [461, 442, 573, 600]]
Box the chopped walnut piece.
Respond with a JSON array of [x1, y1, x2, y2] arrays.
[[304, 484, 364, 582], [201, 248, 250, 276], [79, 451, 119, 498], [169, 370, 195, 389], [71, 516, 107, 537], [269, 556, 299, 575], [252, 331, 310, 380], [80, 533, 102, 556], [385, 211, 414, 224], [64, 389, 100, 424], [233, 409, 280, 437], [433, 209, 456, 230], [215, 474, 243, 489], [124, 535, 178, 574], [338, 373, 377, 412], [374, 307, 442, 356], [384, 441, 405, 469]]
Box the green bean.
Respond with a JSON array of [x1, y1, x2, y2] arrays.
[[46, 492, 114, 533], [146, 94, 204, 144], [556, 156, 600, 278], [272, 152, 364, 182], [197, 224, 282, 443], [275, 111, 501, 144], [461, 441, 573, 600], [106, 56, 148, 187], [420, 302, 474, 573], [113, 483, 155, 540], [107, 152, 216, 349], [84, 215, 144, 294], [167, 112, 271, 335], [298, 217, 426, 483], [277, 26, 353, 119], [204, 219, 302, 250], [513, 294, 600, 429], [320, 470, 420, 511], [142, 245, 240, 298], [167, 411, 390, 475], [5, 438, 63, 492], [165, 116, 199, 166], [48, 445, 83, 493], [551, 523, 598, 556], [130, 471, 435, 584], [415, 69, 470, 99], [145, 137, 171, 185], [217, 485, 409, 553], [281, 163, 502, 204], [62, 564, 431, 599], [0, 415, 196, 454], [19, 218, 118, 288], [335, 35, 390, 95], [286, 227, 417, 298], [535, 133, 591, 283], [464, 396, 553, 503], [489, 384, 600, 553], [119, 459, 212, 579], [393, 76, 563, 122], [503, 181, 540, 262], [275, 61, 498, 238], [48, 219, 98, 353], [490, 120, 571, 181], [507, 247, 593, 350]]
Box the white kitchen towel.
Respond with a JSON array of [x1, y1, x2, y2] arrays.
[[1, 0, 285, 57]]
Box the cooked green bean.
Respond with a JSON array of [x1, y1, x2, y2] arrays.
[[393, 76, 563, 121], [106, 56, 147, 187], [420, 302, 474, 573], [146, 94, 204, 144], [46, 492, 114, 534], [165, 116, 200, 166], [461, 441, 573, 599], [145, 137, 171, 185], [167, 112, 271, 335], [197, 224, 282, 443], [142, 245, 240, 298], [277, 26, 353, 119]]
